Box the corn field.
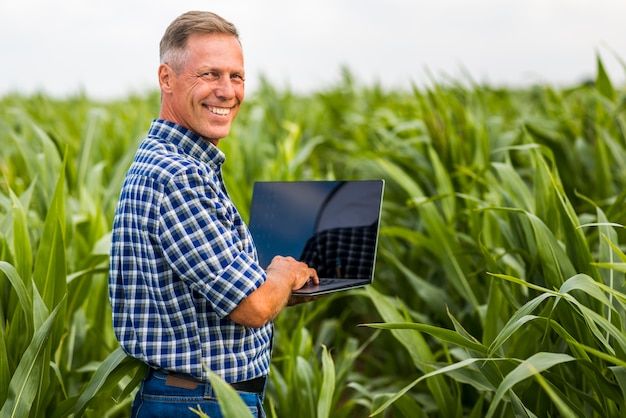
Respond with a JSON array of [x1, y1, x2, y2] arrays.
[[2, 58, 626, 417]]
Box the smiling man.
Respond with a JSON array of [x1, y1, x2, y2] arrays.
[[108, 11, 317, 418], [158, 28, 244, 144]]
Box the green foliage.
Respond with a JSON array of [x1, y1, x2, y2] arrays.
[[0, 94, 150, 417], [1, 56, 626, 417], [192, 369, 255, 418]]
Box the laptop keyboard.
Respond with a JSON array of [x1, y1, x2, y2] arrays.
[[319, 278, 344, 285], [302, 278, 346, 288]]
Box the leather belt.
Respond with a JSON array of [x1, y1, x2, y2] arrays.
[[156, 369, 266, 393], [230, 375, 266, 393]]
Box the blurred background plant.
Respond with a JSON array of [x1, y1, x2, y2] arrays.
[[1, 57, 625, 417]]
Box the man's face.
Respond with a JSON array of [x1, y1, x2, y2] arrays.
[[159, 33, 245, 145]]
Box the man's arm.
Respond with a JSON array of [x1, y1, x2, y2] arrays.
[[228, 256, 317, 328]]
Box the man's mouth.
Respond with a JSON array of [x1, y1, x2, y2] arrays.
[[207, 105, 231, 116]]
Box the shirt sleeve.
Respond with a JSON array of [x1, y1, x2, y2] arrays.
[[157, 168, 266, 318]]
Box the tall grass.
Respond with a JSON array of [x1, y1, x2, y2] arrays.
[[1, 56, 625, 416]]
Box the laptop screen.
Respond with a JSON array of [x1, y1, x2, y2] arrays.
[[248, 180, 384, 280]]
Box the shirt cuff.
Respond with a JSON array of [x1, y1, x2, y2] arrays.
[[194, 252, 267, 318]]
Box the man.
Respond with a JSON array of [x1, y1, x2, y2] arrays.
[[108, 11, 318, 417]]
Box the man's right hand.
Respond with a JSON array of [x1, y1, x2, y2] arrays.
[[266, 255, 319, 290], [228, 256, 318, 327]]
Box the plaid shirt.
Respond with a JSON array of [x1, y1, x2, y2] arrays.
[[108, 119, 271, 383]]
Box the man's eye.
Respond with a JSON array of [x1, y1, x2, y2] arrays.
[[202, 72, 219, 80], [231, 74, 245, 82]]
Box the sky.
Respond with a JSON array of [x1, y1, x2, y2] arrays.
[[1, 0, 625, 100]]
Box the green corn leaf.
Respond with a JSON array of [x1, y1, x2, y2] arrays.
[[491, 161, 534, 212], [9, 190, 32, 287], [559, 274, 612, 307], [0, 330, 9, 406], [72, 348, 145, 416], [295, 356, 316, 416], [567, 298, 626, 355], [590, 207, 624, 290], [269, 369, 288, 410], [77, 108, 108, 196], [485, 352, 576, 418], [0, 261, 33, 337], [595, 53, 615, 102], [593, 262, 626, 274], [427, 145, 456, 222], [383, 248, 452, 319], [0, 296, 64, 418], [365, 286, 458, 417], [434, 359, 495, 392], [370, 357, 487, 416], [608, 366, 626, 401], [32, 157, 67, 312], [206, 370, 254, 418], [487, 289, 553, 356], [364, 322, 488, 356], [509, 391, 539, 418], [527, 212, 577, 289], [317, 345, 335, 418], [373, 156, 479, 308]]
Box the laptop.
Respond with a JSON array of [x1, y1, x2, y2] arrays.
[[248, 180, 384, 296]]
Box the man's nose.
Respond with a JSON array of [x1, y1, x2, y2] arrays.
[[214, 76, 236, 99]]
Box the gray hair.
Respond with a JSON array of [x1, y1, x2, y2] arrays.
[[159, 11, 240, 73]]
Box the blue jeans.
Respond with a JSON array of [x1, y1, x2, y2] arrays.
[[131, 369, 266, 418]]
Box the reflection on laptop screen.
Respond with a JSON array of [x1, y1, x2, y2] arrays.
[[248, 180, 383, 281]]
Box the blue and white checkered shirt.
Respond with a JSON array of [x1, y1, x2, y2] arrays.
[[109, 119, 271, 383]]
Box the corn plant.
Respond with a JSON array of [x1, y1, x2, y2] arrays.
[[358, 58, 626, 416], [0, 96, 149, 417], [1, 54, 625, 417]]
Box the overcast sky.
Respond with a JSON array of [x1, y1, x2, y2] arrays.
[[1, 0, 625, 99]]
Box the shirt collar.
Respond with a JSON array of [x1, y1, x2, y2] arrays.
[[148, 119, 226, 167]]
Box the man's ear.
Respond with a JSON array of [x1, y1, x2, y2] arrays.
[[158, 63, 174, 93]]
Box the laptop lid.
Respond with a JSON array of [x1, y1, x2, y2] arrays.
[[248, 180, 384, 295]]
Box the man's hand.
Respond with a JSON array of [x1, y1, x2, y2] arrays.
[[266, 257, 320, 306], [266, 256, 318, 291], [229, 256, 318, 327]]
